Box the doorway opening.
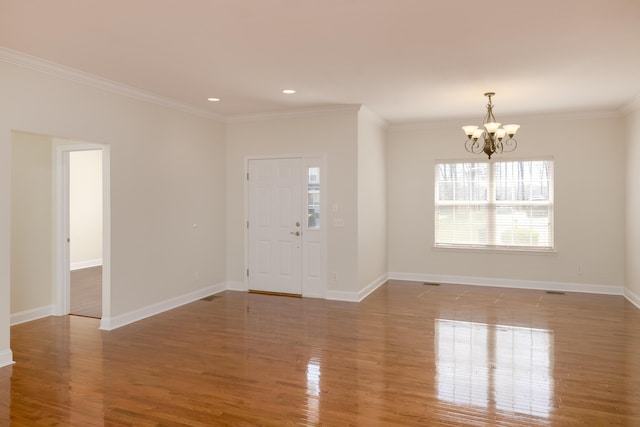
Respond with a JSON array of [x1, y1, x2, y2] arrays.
[[68, 150, 103, 318], [54, 141, 111, 328]]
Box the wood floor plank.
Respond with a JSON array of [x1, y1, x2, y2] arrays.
[[70, 266, 102, 318], [4, 280, 640, 426]]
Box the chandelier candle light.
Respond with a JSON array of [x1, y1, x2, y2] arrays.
[[462, 92, 520, 159]]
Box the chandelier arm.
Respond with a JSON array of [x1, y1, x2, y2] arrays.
[[501, 137, 518, 153], [465, 138, 484, 154], [494, 139, 504, 154]]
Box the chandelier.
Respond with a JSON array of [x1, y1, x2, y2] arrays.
[[462, 92, 520, 159]]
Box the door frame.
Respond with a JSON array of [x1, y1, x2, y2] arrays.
[[244, 153, 327, 298], [54, 141, 111, 327]]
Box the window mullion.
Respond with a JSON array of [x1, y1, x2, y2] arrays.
[[487, 162, 496, 245]]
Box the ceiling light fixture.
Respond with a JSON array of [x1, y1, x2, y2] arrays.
[[282, 89, 296, 94], [207, 97, 220, 102], [462, 92, 520, 159]]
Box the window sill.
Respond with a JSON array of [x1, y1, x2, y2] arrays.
[[433, 244, 557, 255]]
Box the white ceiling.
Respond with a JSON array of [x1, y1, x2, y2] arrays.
[[1, 0, 639, 123]]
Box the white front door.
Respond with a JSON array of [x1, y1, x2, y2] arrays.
[[248, 158, 303, 294]]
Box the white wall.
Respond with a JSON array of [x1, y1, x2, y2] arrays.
[[625, 103, 640, 306], [10, 131, 54, 314], [70, 150, 103, 268], [387, 113, 626, 291], [0, 59, 227, 367], [357, 108, 388, 291], [225, 109, 360, 295]]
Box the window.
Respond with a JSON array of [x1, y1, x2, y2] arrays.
[[435, 159, 553, 250], [307, 167, 320, 229]]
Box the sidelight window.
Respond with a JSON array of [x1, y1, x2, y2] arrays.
[[307, 167, 320, 229]]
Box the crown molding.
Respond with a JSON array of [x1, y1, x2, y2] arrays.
[[0, 47, 224, 122], [388, 108, 623, 132], [358, 105, 389, 129], [225, 104, 362, 124]]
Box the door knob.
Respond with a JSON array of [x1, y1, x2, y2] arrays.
[[290, 231, 300, 236]]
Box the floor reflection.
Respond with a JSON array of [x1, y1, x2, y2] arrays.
[[436, 319, 553, 418], [305, 357, 321, 425]]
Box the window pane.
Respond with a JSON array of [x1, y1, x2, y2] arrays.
[[495, 205, 552, 247], [436, 205, 488, 245], [307, 167, 320, 229], [495, 161, 551, 202], [437, 163, 488, 201]]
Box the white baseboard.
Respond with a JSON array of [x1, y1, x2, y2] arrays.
[[70, 258, 102, 271], [302, 292, 324, 299], [325, 289, 360, 302], [326, 273, 388, 302], [625, 287, 640, 309], [226, 281, 247, 291], [99, 282, 226, 331], [0, 349, 14, 368], [387, 272, 624, 295], [10, 305, 55, 326], [359, 273, 388, 300]]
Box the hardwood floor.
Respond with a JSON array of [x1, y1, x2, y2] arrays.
[[70, 266, 102, 318], [3, 280, 640, 426]]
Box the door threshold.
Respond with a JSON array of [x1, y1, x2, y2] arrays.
[[69, 313, 101, 320], [248, 290, 302, 298]]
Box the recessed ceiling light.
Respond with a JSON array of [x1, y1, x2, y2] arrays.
[[282, 89, 296, 94], [207, 97, 220, 102]]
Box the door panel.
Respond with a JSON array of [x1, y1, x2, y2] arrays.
[[248, 158, 303, 294]]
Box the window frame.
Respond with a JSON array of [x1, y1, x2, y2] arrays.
[[434, 157, 555, 252]]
